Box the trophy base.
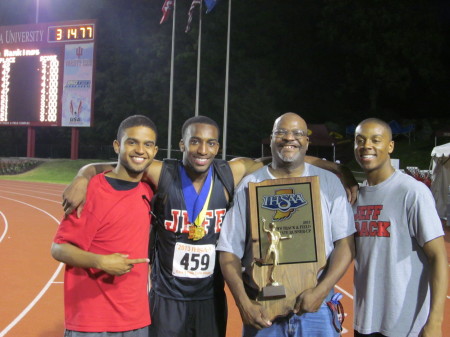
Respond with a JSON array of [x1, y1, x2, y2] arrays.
[[262, 284, 286, 299]]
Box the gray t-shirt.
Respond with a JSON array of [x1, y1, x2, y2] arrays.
[[217, 163, 355, 269], [353, 170, 444, 337]]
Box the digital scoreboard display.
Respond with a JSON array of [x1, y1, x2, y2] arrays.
[[0, 20, 96, 127]]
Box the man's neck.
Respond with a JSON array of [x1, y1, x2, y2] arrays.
[[107, 167, 143, 183], [268, 162, 305, 179], [366, 166, 395, 186], [184, 167, 209, 193]]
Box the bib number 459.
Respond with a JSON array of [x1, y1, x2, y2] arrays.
[[172, 243, 216, 278]]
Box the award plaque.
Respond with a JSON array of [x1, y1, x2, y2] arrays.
[[248, 176, 326, 320]]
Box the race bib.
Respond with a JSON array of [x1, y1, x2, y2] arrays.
[[172, 242, 216, 278]]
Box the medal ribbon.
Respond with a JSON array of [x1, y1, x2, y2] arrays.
[[180, 166, 214, 230]]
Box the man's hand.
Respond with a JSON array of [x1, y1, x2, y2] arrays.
[[337, 165, 359, 205], [293, 287, 326, 315], [98, 253, 149, 276], [237, 300, 272, 330], [62, 176, 89, 218]]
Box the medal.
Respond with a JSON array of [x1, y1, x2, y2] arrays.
[[180, 165, 213, 241], [188, 224, 206, 241]]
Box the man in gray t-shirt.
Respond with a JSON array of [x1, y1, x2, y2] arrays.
[[352, 118, 447, 337], [218, 112, 356, 337]]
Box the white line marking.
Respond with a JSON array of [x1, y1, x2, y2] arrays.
[[0, 191, 60, 204], [0, 263, 64, 337], [0, 186, 62, 197], [0, 195, 63, 337], [0, 211, 8, 243], [335, 284, 354, 300]]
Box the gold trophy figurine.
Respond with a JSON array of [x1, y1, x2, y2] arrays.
[[260, 218, 292, 298]]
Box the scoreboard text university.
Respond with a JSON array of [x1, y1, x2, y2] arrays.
[[0, 20, 96, 127]]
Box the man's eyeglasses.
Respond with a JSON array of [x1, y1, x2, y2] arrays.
[[272, 129, 307, 139]]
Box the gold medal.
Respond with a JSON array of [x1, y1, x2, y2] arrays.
[[188, 224, 206, 241]]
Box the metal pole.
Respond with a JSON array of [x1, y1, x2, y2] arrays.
[[36, 0, 39, 23], [195, 1, 202, 116], [222, 0, 231, 160], [167, 0, 177, 158]]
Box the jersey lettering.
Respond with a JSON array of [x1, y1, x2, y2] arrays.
[[354, 205, 383, 221], [354, 205, 391, 237], [164, 208, 227, 234], [214, 209, 226, 232]]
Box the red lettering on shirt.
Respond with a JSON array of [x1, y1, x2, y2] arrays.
[[215, 209, 226, 233], [165, 209, 226, 234], [355, 220, 391, 237], [165, 210, 180, 232], [354, 205, 390, 237], [180, 211, 190, 233]]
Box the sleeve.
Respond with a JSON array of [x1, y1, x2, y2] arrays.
[[53, 207, 100, 251], [407, 182, 444, 247], [216, 184, 249, 260], [327, 172, 356, 242]]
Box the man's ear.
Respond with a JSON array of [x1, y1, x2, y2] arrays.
[[179, 139, 185, 152], [388, 140, 395, 154], [113, 140, 120, 154]]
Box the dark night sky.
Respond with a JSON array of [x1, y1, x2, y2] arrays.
[[0, 0, 449, 159]]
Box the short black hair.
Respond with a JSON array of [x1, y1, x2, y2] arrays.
[[181, 115, 220, 139], [357, 118, 392, 141], [117, 115, 158, 142]]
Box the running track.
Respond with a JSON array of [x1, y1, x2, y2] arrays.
[[0, 180, 448, 337]]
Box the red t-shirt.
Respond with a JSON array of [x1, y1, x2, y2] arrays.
[[54, 173, 153, 332]]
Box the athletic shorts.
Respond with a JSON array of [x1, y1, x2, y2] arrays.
[[64, 326, 148, 337], [149, 289, 227, 337]]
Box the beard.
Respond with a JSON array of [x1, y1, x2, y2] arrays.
[[274, 148, 303, 163]]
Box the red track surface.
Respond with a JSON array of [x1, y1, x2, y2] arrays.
[[0, 180, 448, 337]]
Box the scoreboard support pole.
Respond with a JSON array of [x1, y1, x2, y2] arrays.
[[70, 127, 79, 160], [27, 127, 36, 158]]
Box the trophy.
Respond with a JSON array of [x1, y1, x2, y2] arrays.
[[248, 176, 326, 320]]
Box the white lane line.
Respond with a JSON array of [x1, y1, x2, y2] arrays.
[[335, 284, 354, 300], [0, 186, 63, 197], [0, 191, 61, 204], [0, 211, 8, 243], [0, 195, 63, 337]]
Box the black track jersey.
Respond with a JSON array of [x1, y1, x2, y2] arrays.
[[151, 160, 231, 300]]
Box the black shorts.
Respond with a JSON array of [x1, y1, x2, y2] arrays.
[[149, 289, 227, 337]]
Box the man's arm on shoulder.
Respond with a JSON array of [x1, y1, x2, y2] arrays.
[[62, 162, 115, 216], [294, 235, 355, 314], [51, 242, 149, 276], [227, 157, 271, 187], [421, 236, 447, 337], [219, 251, 272, 329], [228, 156, 358, 204], [304, 156, 358, 205], [62, 160, 163, 217]]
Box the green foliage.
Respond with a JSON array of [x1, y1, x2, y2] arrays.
[[0, 159, 108, 184], [0, 158, 43, 175]]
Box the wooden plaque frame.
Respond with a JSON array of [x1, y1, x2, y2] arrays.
[[248, 176, 326, 320]]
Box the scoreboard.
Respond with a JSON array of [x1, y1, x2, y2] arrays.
[[0, 20, 96, 127]]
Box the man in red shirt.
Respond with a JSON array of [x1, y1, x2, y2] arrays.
[[51, 115, 158, 337]]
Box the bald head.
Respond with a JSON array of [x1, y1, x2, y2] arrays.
[[272, 112, 307, 132], [356, 118, 392, 141]]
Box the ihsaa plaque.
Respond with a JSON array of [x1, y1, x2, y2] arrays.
[[248, 176, 326, 320]]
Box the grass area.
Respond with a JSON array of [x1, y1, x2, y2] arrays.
[[0, 159, 108, 184]]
